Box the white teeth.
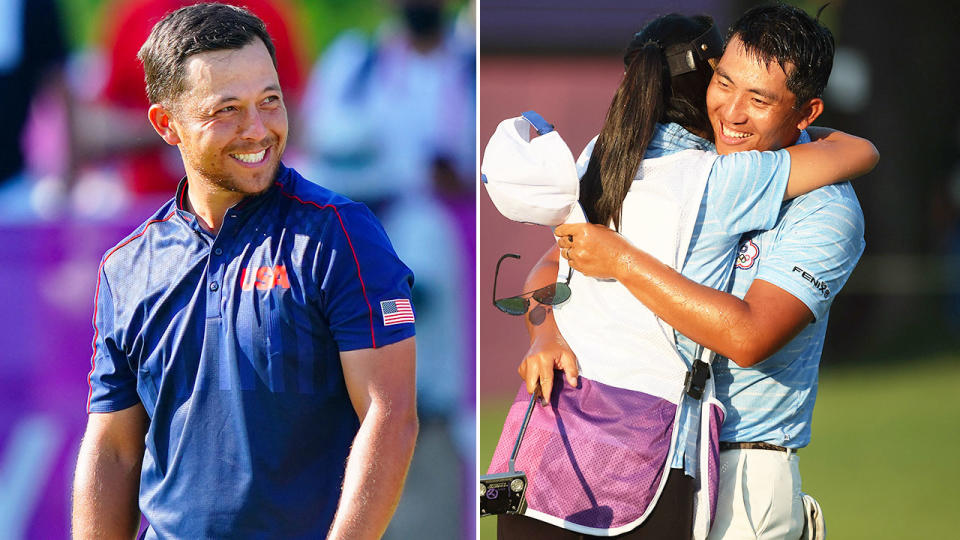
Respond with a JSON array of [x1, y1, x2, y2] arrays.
[[231, 149, 266, 163], [721, 124, 750, 139]]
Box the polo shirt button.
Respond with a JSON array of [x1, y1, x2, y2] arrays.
[[214, 247, 223, 256], [210, 282, 219, 291]]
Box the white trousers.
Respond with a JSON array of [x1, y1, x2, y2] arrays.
[[706, 448, 805, 540]]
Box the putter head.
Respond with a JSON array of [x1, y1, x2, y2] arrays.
[[479, 470, 528, 517]]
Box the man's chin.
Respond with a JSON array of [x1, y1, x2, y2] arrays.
[[716, 139, 763, 155], [235, 161, 281, 195], [192, 157, 282, 196], [715, 142, 736, 156]]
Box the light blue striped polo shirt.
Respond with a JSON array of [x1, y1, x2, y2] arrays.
[[712, 158, 865, 448], [633, 123, 796, 474]]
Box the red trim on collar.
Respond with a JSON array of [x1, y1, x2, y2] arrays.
[[177, 180, 188, 211]]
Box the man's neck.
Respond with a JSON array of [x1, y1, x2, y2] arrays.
[[184, 177, 244, 235]]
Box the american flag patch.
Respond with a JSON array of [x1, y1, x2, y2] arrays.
[[380, 298, 415, 326]]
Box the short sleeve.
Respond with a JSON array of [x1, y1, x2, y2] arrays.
[[87, 265, 139, 413], [320, 204, 416, 351], [708, 149, 791, 234], [755, 185, 865, 320]]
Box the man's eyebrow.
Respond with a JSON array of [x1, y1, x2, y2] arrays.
[[715, 67, 734, 83], [716, 66, 779, 101], [746, 85, 779, 102], [206, 85, 283, 108]]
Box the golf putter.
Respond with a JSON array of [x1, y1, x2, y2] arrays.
[[479, 387, 540, 517]]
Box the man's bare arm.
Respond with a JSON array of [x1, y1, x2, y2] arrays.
[[554, 224, 813, 366], [72, 404, 148, 540], [783, 128, 878, 200], [328, 337, 418, 540]]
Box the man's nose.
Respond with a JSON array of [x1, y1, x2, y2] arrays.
[[239, 108, 269, 140], [723, 95, 749, 124]]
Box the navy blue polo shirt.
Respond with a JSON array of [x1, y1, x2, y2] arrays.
[[87, 164, 415, 538]]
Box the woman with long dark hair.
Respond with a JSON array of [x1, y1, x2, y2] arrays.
[[484, 12, 876, 540], [579, 14, 719, 230]]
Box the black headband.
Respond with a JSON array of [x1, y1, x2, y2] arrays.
[[628, 22, 724, 77], [664, 22, 724, 76]]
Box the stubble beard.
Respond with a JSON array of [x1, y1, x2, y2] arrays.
[[184, 138, 284, 197]]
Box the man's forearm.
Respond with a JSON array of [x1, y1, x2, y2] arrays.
[[612, 248, 751, 354], [550, 225, 811, 365], [327, 405, 418, 540], [611, 246, 806, 365], [72, 437, 142, 540], [525, 242, 750, 358]]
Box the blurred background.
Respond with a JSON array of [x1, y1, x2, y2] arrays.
[[479, 1, 960, 539], [0, 0, 475, 537]]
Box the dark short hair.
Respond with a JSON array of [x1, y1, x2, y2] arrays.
[[728, 3, 835, 109], [137, 3, 278, 106]]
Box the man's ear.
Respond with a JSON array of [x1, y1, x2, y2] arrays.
[[147, 103, 181, 146], [795, 97, 824, 131]]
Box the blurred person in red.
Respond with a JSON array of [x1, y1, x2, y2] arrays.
[[81, 0, 306, 197]]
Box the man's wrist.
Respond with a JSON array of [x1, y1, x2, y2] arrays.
[[611, 245, 639, 283]]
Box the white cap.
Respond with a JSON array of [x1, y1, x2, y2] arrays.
[[481, 111, 580, 226]]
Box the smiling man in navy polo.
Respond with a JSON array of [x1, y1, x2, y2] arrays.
[[71, 4, 418, 539]]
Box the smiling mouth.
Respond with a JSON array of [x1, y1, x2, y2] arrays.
[[720, 122, 752, 140], [230, 148, 268, 164]]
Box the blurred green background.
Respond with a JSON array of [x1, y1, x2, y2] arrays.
[[480, 353, 960, 539]]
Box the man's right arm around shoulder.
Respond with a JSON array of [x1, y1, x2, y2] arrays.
[[553, 224, 815, 366], [72, 404, 148, 540]]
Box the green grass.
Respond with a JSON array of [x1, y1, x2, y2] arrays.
[[478, 354, 960, 539]]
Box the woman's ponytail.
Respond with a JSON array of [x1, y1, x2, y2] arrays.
[[579, 41, 666, 230]]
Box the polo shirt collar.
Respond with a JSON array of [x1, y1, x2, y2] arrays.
[[173, 164, 291, 221], [649, 122, 716, 153]]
